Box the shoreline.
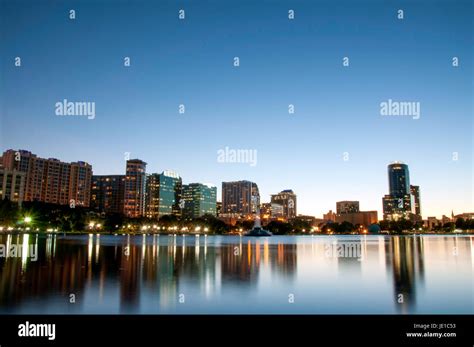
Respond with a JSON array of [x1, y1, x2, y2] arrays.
[[1, 231, 473, 236]]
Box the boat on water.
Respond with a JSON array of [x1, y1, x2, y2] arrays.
[[245, 226, 272, 237]]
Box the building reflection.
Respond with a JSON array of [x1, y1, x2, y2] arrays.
[[0, 234, 89, 310], [0, 234, 300, 311], [0, 234, 472, 314], [386, 236, 425, 313], [271, 242, 297, 278]]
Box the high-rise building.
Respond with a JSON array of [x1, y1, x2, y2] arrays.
[[0, 149, 92, 207], [145, 170, 182, 219], [182, 183, 217, 219], [410, 185, 421, 217], [271, 189, 297, 220], [0, 168, 26, 204], [69, 161, 93, 207], [336, 201, 360, 215], [221, 180, 260, 217], [382, 162, 417, 221], [90, 175, 125, 213], [124, 159, 147, 218], [388, 162, 410, 198]]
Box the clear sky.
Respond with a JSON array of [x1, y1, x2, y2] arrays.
[[1, 0, 472, 218]]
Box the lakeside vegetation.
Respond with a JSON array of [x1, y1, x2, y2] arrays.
[[0, 200, 473, 235]]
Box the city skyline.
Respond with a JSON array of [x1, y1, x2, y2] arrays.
[[1, 1, 472, 219], [1, 147, 471, 220], [0, 0, 472, 341]]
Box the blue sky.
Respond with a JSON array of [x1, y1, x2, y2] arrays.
[[1, 0, 472, 218]]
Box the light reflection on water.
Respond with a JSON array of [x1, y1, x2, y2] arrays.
[[0, 234, 472, 314]]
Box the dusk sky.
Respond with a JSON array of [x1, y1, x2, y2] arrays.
[[1, 0, 472, 218]]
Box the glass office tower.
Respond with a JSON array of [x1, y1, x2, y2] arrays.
[[388, 162, 410, 198], [145, 171, 182, 219], [182, 183, 217, 219]]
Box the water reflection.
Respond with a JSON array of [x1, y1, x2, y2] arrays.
[[0, 234, 472, 314]]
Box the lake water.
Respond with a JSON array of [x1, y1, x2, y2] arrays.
[[0, 234, 472, 314]]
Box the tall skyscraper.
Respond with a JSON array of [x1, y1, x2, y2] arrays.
[[387, 162, 411, 198], [271, 189, 297, 220], [90, 175, 125, 213], [382, 162, 417, 221], [182, 183, 217, 219], [222, 180, 260, 217], [145, 170, 182, 219], [124, 159, 147, 218], [336, 201, 360, 215], [0, 149, 92, 207]]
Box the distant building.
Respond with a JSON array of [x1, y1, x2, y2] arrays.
[[336, 201, 360, 214], [70, 161, 93, 208], [382, 162, 416, 221], [221, 180, 260, 217], [425, 217, 440, 230], [453, 212, 474, 220], [336, 211, 378, 227], [0, 149, 92, 207], [294, 215, 318, 227], [323, 210, 336, 222], [124, 159, 147, 217], [216, 201, 222, 216], [0, 168, 26, 204], [441, 215, 451, 225], [90, 175, 125, 214], [271, 203, 284, 219], [410, 185, 421, 219], [388, 162, 410, 197], [145, 170, 182, 219], [182, 183, 217, 219], [271, 190, 297, 220], [382, 194, 415, 221], [260, 203, 272, 221], [260, 202, 284, 222]]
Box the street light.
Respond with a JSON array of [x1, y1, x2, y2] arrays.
[[24, 216, 32, 224]]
